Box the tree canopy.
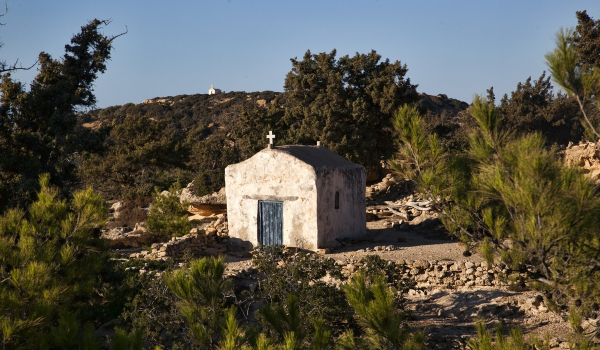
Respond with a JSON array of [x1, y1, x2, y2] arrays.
[[499, 72, 583, 145], [546, 13, 600, 140], [282, 49, 419, 169], [0, 19, 124, 210]]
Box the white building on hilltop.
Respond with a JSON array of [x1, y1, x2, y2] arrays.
[[208, 85, 222, 95]]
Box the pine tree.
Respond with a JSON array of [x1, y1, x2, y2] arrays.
[[163, 256, 230, 348], [146, 182, 191, 238], [393, 96, 600, 335], [0, 174, 107, 349], [283, 50, 419, 170], [545, 26, 600, 140], [0, 19, 125, 211], [339, 270, 424, 350]]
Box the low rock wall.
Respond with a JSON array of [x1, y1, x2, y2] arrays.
[[130, 230, 227, 259], [339, 258, 511, 289], [129, 217, 230, 260]]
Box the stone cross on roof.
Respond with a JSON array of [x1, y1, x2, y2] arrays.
[[267, 131, 275, 149]]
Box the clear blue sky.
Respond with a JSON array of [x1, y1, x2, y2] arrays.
[[2, 0, 599, 108]]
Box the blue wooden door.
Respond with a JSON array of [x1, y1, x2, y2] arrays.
[[258, 201, 283, 246]]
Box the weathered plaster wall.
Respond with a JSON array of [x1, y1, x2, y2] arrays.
[[225, 149, 319, 250], [316, 167, 366, 247]]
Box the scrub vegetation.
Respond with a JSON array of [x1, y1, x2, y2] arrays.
[[1, 9, 600, 350]]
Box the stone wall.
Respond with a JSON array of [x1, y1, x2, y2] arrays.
[[129, 216, 230, 260], [338, 258, 510, 289]]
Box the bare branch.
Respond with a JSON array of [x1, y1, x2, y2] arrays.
[[535, 277, 554, 286], [387, 207, 409, 220], [107, 24, 128, 44], [0, 2, 7, 25], [575, 95, 600, 139], [0, 58, 37, 74], [385, 200, 432, 211]]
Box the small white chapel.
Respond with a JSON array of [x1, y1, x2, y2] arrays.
[[208, 85, 221, 95], [225, 131, 366, 251]]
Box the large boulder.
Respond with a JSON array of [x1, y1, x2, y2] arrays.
[[101, 225, 162, 249], [564, 141, 600, 183], [179, 182, 226, 205]]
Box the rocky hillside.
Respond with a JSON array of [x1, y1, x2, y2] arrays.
[[76, 91, 469, 200]]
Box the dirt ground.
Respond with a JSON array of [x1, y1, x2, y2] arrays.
[[224, 220, 575, 349]]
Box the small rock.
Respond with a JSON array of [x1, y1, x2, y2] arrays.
[[413, 260, 430, 270], [110, 201, 124, 212]]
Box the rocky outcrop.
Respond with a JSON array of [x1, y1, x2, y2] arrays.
[[179, 182, 226, 205], [130, 230, 228, 260], [564, 141, 600, 183], [101, 224, 161, 249], [129, 214, 230, 260], [103, 201, 156, 248]]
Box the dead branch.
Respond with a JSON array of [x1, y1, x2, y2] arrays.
[[0, 58, 37, 74], [387, 207, 409, 220], [385, 200, 431, 211]]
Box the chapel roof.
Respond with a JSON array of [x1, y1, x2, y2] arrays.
[[271, 145, 364, 170]]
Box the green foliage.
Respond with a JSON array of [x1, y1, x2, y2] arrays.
[[390, 104, 449, 204], [462, 97, 600, 302], [0, 19, 122, 211], [188, 132, 238, 180], [259, 294, 302, 342], [163, 256, 231, 348], [117, 262, 184, 348], [396, 94, 600, 334], [232, 102, 286, 160], [358, 255, 418, 302], [0, 174, 107, 349], [252, 246, 353, 336], [499, 72, 584, 145], [79, 91, 280, 200], [413, 94, 469, 150], [282, 49, 419, 170], [466, 321, 548, 350], [111, 328, 143, 350], [340, 270, 424, 350], [79, 113, 191, 199], [545, 25, 600, 139], [152, 252, 429, 350], [146, 182, 191, 238], [258, 294, 332, 350], [575, 11, 600, 68], [217, 306, 258, 350], [193, 169, 225, 197]]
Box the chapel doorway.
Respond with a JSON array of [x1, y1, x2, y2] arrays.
[[258, 200, 283, 246]]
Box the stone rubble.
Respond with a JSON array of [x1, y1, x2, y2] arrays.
[[179, 182, 227, 205], [128, 214, 230, 260], [222, 255, 578, 350], [563, 140, 600, 183], [101, 224, 160, 249], [334, 258, 510, 288]]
